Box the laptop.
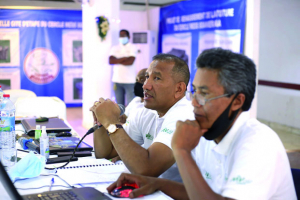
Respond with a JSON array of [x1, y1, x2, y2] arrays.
[[46, 137, 93, 154], [21, 118, 71, 136], [0, 161, 112, 200]]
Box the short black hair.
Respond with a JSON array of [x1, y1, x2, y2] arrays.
[[120, 29, 130, 38], [152, 53, 190, 88], [196, 48, 256, 111]]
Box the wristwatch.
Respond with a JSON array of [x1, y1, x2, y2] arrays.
[[107, 124, 123, 135]]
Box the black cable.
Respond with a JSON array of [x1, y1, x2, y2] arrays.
[[16, 185, 71, 190], [17, 149, 30, 153]]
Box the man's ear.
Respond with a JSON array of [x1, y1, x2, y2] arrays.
[[175, 82, 186, 99], [232, 93, 245, 111]]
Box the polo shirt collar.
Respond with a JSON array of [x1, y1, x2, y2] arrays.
[[158, 96, 188, 119], [213, 111, 250, 156]]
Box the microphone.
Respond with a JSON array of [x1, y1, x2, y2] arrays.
[[87, 104, 125, 135], [18, 137, 40, 154]]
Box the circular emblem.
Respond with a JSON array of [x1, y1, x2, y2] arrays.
[[24, 48, 60, 85]]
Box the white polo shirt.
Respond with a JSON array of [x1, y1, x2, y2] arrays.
[[124, 97, 144, 118], [109, 42, 137, 84], [124, 97, 195, 182], [192, 112, 297, 200]]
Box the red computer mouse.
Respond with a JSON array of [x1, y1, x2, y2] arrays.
[[110, 183, 139, 198]]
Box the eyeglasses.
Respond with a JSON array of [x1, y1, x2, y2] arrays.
[[186, 91, 231, 106]]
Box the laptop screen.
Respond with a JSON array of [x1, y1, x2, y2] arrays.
[[0, 162, 23, 199]]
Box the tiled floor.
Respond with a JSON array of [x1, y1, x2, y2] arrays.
[[67, 107, 300, 167]]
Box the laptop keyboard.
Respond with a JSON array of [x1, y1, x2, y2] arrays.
[[23, 190, 80, 200]]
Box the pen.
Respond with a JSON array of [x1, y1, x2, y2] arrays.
[[49, 178, 54, 191]]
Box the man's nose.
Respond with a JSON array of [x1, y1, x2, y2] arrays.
[[191, 95, 201, 108], [143, 79, 152, 90]]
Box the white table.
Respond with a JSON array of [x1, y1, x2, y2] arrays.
[[0, 124, 173, 200]]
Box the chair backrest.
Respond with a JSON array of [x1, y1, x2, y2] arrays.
[[292, 168, 300, 199], [3, 89, 37, 105], [15, 97, 67, 120]]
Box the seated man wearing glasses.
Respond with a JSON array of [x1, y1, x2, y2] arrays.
[[107, 48, 296, 200]]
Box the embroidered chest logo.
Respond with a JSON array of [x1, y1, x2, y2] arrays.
[[231, 175, 252, 184], [146, 133, 153, 140], [205, 172, 212, 180], [161, 128, 173, 134]]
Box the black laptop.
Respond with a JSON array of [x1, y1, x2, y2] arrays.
[[0, 161, 111, 200]]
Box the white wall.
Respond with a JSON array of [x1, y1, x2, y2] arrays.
[[119, 7, 160, 42], [257, 0, 300, 128]]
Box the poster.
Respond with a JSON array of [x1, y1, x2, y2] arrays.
[[0, 9, 82, 106], [158, 0, 246, 85]]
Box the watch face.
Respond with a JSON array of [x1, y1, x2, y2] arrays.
[[108, 124, 117, 133]]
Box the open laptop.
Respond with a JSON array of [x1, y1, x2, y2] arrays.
[[0, 162, 112, 200], [21, 118, 71, 136]]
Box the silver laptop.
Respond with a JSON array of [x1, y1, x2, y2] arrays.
[[21, 118, 71, 136]]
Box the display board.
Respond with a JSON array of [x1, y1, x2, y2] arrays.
[[158, 0, 246, 87], [0, 9, 82, 106]]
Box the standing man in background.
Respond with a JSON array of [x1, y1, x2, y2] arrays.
[[109, 29, 137, 105]]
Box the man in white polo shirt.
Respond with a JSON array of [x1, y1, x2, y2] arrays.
[[91, 54, 194, 182], [109, 29, 136, 105], [107, 48, 296, 200]]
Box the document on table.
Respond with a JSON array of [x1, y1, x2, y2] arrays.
[[55, 159, 129, 186]]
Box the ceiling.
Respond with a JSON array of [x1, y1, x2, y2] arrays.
[[7, 0, 185, 11]]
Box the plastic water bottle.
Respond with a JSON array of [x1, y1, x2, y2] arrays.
[[0, 94, 17, 169], [0, 85, 4, 101], [40, 126, 49, 161]]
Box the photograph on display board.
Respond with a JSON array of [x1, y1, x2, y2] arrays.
[[0, 79, 11, 90], [162, 32, 191, 70], [73, 78, 82, 100], [0, 40, 10, 63], [72, 40, 82, 63], [62, 30, 82, 66], [198, 30, 241, 54], [0, 29, 20, 66]]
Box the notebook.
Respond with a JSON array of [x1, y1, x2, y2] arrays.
[[55, 160, 129, 186], [0, 161, 111, 200], [21, 118, 71, 136]]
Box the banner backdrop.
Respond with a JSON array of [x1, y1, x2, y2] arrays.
[[0, 9, 82, 105], [158, 0, 246, 86]]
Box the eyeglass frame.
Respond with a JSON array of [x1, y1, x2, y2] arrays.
[[186, 91, 232, 106]]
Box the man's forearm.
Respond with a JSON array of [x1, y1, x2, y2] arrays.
[[174, 149, 227, 200], [155, 178, 189, 200], [120, 56, 135, 65], [109, 129, 151, 174], [93, 126, 116, 158], [109, 56, 126, 64], [109, 129, 173, 177]]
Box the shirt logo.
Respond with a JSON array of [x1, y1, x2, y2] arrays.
[[205, 171, 212, 180], [161, 128, 173, 134], [231, 175, 252, 184], [146, 133, 153, 140]]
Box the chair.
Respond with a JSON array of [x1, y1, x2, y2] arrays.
[[14, 97, 67, 120], [3, 89, 37, 105], [287, 150, 300, 199], [292, 168, 300, 199]]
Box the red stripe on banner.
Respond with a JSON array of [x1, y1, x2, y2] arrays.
[[258, 80, 300, 91]]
